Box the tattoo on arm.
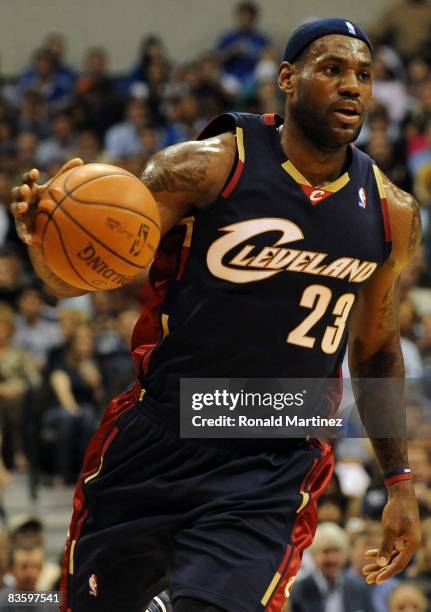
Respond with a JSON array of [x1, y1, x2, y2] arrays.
[[142, 146, 210, 193], [377, 278, 401, 334]]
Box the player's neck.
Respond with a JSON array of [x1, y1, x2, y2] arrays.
[[280, 122, 349, 187]]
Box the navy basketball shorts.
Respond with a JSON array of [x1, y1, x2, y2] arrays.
[[61, 383, 334, 612]]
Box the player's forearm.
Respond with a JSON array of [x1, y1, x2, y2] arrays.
[[350, 338, 409, 475], [28, 246, 86, 299]]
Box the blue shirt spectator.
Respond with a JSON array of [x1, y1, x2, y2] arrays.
[[217, 2, 270, 84]]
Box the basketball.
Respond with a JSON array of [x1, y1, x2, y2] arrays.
[[33, 163, 161, 291]]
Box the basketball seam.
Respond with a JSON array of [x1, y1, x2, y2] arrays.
[[44, 171, 133, 225], [60, 198, 161, 231], [47, 214, 101, 291], [56, 206, 147, 269]]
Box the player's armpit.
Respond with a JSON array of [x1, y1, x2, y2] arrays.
[[141, 132, 237, 236]]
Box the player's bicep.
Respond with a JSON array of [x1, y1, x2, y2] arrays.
[[141, 133, 236, 236]]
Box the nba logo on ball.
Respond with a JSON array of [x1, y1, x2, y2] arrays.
[[345, 21, 356, 35], [358, 187, 367, 208]]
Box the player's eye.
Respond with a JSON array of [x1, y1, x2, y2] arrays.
[[324, 65, 340, 76], [358, 71, 371, 82]]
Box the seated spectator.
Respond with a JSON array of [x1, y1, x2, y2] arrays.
[[45, 308, 89, 375], [0, 251, 27, 307], [76, 47, 122, 139], [17, 92, 50, 140], [216, 1, 270, 85], [36, 110, 77, 169], [12, 133, 38, 182], [290, 522, 374, 612], [43, 324, 102, 485], [0, 538, 53, 611], [16, 48, 73, 114], [43, 32, 76, 91], [7, 515, 61, 591], [389, 583, 427, 612], [409, 440, 431, 517], [13, 287, 62, 368], [129, 35, 167, 86], [407, 517, 431, 608], [372, 47, 409, 128], [99, 308, 139, 398], [373, 0, 431, 61], [75, 129, 103, 163], [0, 304, 41, 470], [104, 99, 148, 161], [347, 522, 399, 612]]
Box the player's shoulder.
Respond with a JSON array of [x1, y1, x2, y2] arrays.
[[380, 170, 421, 269]]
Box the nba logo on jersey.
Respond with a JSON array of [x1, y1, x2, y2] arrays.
[[345, 21, 356, 35], [358, 187, 367, 208]]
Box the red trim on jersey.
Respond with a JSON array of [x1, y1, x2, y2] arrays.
[[380, 197, 392, 242], [263, 113, 277, 125], [131, 223, 191, 375], [60, 383, 140, 611], [266, 440, 334, 611], [221, 159, 244, 199]]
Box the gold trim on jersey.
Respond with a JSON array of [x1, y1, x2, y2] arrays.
[[161, 314, 170, 338], [261, 571, 282, 606], [281, 160, 350, 193], [372, 165, 387, 199], [236, 127, 245, 162]]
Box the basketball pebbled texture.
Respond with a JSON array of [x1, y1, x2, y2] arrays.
[[34, 163, 161, 291]]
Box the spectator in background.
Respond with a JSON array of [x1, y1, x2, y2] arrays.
[[0, 304, 40, 470], [75, 47, 122, 139], [408, 517, 431, 608], [16, 48, 73, 114], [347, 522, 399, 612], [290, 522, 374, 612], [13, 134, 38, 183], [99, 308, 139, 398], [372, 47, 409, 129], [7, 515, 61, 591], [0, 251, 26, 307], [36, 110, 77, 169], [129, 35, 168, 89], [43, 33, 76, 91], [217, 1, 270, 86], [409, 440, 431, 517], [44, 324, 102, 485], [75, 130, 103, 164], [373, 0, 431, 61], [388, 584, 428, 612], [17, 92, 50, 141], [0, 539, 52, 611], [104, 98, 148, 161], [13, 287, 62, 368]]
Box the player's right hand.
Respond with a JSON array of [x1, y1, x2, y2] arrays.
[[10, 158, 84, 246]]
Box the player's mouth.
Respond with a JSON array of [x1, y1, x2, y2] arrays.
[[332, 103, 362, 125]]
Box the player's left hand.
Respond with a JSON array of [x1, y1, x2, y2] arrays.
[[362, 482, 420, 584]]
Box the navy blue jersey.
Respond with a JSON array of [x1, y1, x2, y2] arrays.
[[133, 113, 391, 413]]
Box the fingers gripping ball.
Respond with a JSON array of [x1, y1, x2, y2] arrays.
[[34, 164, 161, 291]]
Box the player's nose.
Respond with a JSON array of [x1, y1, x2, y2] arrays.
[[338, 70, 360, 97]]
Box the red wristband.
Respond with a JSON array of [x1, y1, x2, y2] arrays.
[[384, 468, 412, 487]]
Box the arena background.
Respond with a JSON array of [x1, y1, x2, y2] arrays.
[[0, 0, 431, 610]]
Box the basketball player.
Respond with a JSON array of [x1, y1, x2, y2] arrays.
[[11, 19, 421, 612]]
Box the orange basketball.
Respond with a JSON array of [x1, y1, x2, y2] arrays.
[[34, 163, 161, 291]]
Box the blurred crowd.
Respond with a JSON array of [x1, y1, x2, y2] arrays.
[[0, 0, 430, 610]]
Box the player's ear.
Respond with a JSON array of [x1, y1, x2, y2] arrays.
[[278, 61, 297, 95]]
